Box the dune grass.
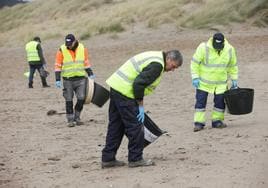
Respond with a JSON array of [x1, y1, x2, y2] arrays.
[[0, 0, 267, 46]]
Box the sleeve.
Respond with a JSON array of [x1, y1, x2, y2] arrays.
[[133, 62, 163, 101], [37, 44, 46, 65], [55, 49, 63, 81], [191, 42, 205, 80], [227, 47, 238, 81], [84, 48, 91, 68]]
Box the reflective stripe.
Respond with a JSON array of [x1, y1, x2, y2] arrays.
[[227, 64, 237, 67], [195, 108, 206, 112], [130, 58, 141, 72], [115, 70, 155, 90], [63, 61, 84, 66], [203, 63, 228, 68], [200, 77, 227, 85], [205, 43, 209, 64], [228, 48, 232, 64], [192, 58, 201, 64], [116, 70, 132, 83], [131, 56, 163, 73], [213, 107, 225, 113], [62, 68, 85, 73], [117, 56, 163, 83]]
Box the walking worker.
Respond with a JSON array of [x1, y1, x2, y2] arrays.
[[25, 36, 50, 88], [54, 34, 95, 127], [191, 32, 238, 132], [102, 50, 183, 168]]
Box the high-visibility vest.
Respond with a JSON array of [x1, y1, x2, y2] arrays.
[[106, 51, 165, 99], [61, 43, 86, 78], [25, 41, 40, 62], [191, 38, 238, 94]]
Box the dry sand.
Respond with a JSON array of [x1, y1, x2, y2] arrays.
[[0, 24, 268, 188]]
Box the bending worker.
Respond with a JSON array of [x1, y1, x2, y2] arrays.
[[54, 34, 95, 127], [25, 36, 50, 88], [102, 50, 183, 168], [190, 32, 238, 132]]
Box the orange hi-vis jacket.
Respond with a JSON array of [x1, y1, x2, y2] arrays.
[[54, 43, 91, 77]]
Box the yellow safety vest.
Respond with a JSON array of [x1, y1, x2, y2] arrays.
[[61, 43, 86, 78], [191, 38, 238, 94], [106, 51, 165, 99], [25, 41, 40, 62]]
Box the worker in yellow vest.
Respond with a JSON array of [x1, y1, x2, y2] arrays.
[[54, 34, 95, 127], [25, 36, 50, 88], [191, 33, 238, 132], [101, 50, 183, 168]]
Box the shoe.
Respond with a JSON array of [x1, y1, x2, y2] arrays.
[[67, 121, 75, 127], [74, 119, 84, 126], [101, 160, 125, 169], [193, 126, 204, 132], [43, 85, 50, 88], [212, 121, 227, 128], [128, 159, 155, 168], [28, 85, 33, 88]]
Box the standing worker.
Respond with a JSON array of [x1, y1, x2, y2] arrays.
[[102, 50, 183, 168], [190, 32, 238, 132], [25, 36, 50, 88], [54, 34, 95, 127]]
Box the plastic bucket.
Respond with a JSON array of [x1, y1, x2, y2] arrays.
[[143, 113, 166, 148], [85, 78, 110, 107], [224, 88, 254, 115]]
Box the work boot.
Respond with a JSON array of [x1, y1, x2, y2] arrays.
[[42, 84, 50, 88], [67, 121, 75, 127], [193, 126, 204, 132], [128, 159, 155, 168], [66, 114, 75, 127], [101, 160, 126, 169], [28, 82, 33, 88], [74, 111, 84, 125], [212, 121, 227, 128], [74, 118, 84, 126]]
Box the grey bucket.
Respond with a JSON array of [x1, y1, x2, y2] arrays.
[[144, 113, 166, 148], [85, 78, 110, 107]]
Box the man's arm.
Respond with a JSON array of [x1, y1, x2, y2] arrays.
[[55, 49, 63, 81], [133, 62, 163, 102], [84, 48, 94, 76], [37, 44, 46, 65]]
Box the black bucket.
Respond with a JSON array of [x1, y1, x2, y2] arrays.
[[224, 88, 254, 115], [143, 113, 166, 148], [85, 78, 110, 107], [91, 82, 110, 107]]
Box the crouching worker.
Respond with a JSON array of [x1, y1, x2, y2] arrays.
[[102, 50, 183, 168]]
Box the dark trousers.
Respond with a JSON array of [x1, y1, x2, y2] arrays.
[[29, 64, 48, 86], [102, 89, 144, 162], [195, 89, 225, 110]]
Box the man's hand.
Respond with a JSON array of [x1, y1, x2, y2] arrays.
[[137, 106, 145, 123], [55, 81, 61, 88], [89, 74, 96, 79], [192, 78, 200, 88], [231, 80, 238, 89]]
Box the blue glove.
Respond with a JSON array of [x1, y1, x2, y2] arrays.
[[192, 78, 200, 88], [231, 80, 238, 89], [89, 74, 96, 79], [137, 106, 145, 123], [55, 81, 61, 88]]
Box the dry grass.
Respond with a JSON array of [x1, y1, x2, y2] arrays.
[[0, 0, 267, 46]]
